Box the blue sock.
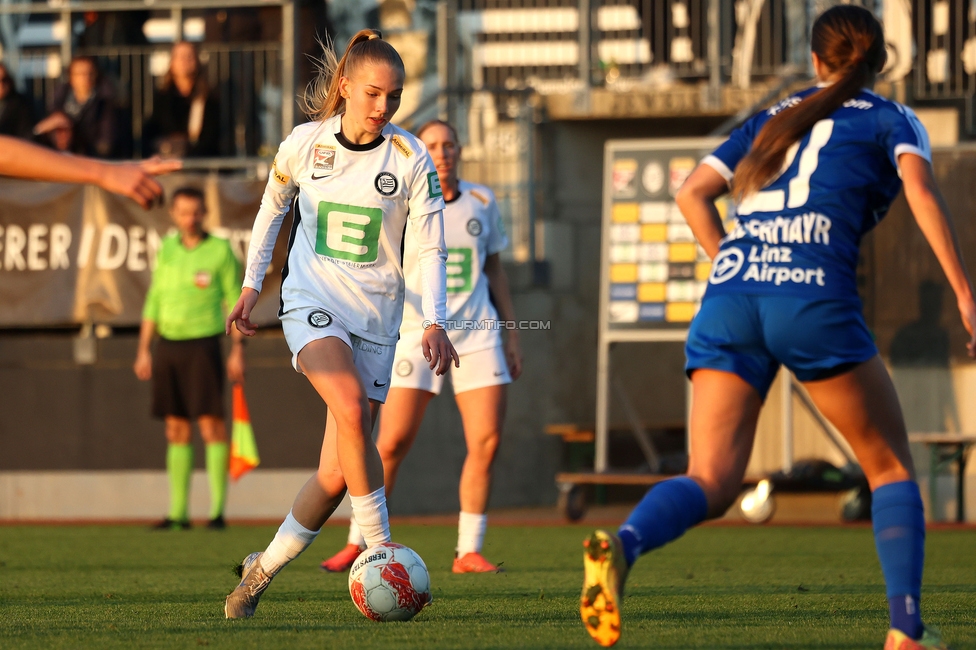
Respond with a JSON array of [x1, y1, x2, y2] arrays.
[[872, 481, 925, 639], [617, 476, 709, 566]]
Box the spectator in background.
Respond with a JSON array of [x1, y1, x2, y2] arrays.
[[143, 42, 220, 158], [34, 56, 124, 158], [0, 63, 35, 139]]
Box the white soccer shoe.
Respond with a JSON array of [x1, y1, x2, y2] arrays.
[[224, 552, 273, 619]]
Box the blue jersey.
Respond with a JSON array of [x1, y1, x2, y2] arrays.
[[702, 87, 930, 301]]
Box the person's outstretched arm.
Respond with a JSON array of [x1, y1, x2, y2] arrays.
[[0, 135, 181, 208], [900, 152, 976, 358]]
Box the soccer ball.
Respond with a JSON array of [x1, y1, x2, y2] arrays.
[[348, 542, 432, 622]]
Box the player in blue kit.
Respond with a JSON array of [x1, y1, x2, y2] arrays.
[[580, 6, 976, 649]]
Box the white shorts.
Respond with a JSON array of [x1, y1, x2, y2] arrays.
[[391, 343, 511, 395], [280, 307, 395, 403]]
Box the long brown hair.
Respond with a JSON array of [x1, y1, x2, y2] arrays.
[[731, 6, 886, 201], [302, 29, 405, 121]]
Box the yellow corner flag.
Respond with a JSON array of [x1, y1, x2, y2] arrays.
[[230, 383, 260, 481]]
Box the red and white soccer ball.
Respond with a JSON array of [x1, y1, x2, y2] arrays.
[[348, 542, 432, 622]]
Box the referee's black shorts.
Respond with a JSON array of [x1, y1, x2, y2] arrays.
[[152, 335, 225, 420]]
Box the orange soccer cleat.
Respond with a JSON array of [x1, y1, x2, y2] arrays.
[[884, 627, 950, 650], [581, 530, 629, 647], [320, 543, 365, 573], [452, 552, 503, 574]]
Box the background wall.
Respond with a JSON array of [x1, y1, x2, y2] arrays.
[[3, 134, 975, 522]]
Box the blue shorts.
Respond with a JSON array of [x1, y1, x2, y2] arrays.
[[685, 294, 877, 400]]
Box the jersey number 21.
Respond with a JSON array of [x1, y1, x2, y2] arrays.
[[736, 119, 834, 216]]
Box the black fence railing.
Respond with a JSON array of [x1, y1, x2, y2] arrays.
[[457, 0, 817, 93], [15, 43, 282, 158], [914, 0, 976, 102]]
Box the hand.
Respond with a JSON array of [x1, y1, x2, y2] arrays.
[[133, 349, 152, 381], [958, 296, 976, 358], [33, 111, 72, 135], [139, 156, 184, 177], [227, 345, 246, 384], [504, 331, 523, 381], [97, 157, 182, 209], [422, 325, 459, 376], [227, 288, 260, 336]]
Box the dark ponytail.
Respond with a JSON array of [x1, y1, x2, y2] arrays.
[[732, 5, 886, 202]]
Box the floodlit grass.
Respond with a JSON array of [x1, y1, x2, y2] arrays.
[[0, 523, 973, 648]]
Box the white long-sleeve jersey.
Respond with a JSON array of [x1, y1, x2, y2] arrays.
[[400, 180, 509, 355], [243, 116, 448, 345]]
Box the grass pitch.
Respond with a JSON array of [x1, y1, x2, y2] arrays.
[[0, 523, 973, 649]]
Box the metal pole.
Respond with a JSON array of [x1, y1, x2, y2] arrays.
[[436, 1, 448, 121], [521, 104, 537, 265], [781, 368, 793, 473], [595, 340, 611, 473], [447, 2, 457, 124], [60, 8, 72, 68], [0, 0, 291, 14], [578, 0, 591, 87], [957, 446, 966, 523], [784, 0, 806, 72], [281, 0, 296, 133], [707, 0, 721, 109], [436, 1, 457, 123], [171, 6, 183, 42]]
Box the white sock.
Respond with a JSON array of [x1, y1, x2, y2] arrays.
[[457, 511, 488, 556], [349, 486, 390, 547], [347, 518, 365, 548], [260, 510, 319, 576]]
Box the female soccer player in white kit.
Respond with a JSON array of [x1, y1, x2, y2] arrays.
[[320, 120, 523, 574], [223, 30, 457, 618]]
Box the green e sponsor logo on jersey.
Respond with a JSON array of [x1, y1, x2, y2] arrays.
[[446, 247, 473, 294], [316, 201, 382, 263], [427, 172, 442, 199]]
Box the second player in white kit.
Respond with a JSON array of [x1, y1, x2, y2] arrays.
[[394, 176, 512, 394], [322, 120, 523, 574]]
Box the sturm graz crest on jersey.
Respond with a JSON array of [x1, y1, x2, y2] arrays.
[[374, 172, 398, 196], [466, 218, 483, 236], [307, 310, 333, 328]]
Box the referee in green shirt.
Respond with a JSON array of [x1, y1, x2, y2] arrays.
[[134, 186, 245, 530]]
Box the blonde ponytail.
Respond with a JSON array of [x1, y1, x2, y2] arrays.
[[302, 29, 405, 121]]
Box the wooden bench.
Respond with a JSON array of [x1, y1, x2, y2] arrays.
[[908, 433, 976, 522], [544, 423, 595, 444], [547, 422, 687, 520]]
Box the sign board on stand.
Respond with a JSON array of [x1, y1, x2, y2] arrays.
[[596, 138, 728, 472]]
